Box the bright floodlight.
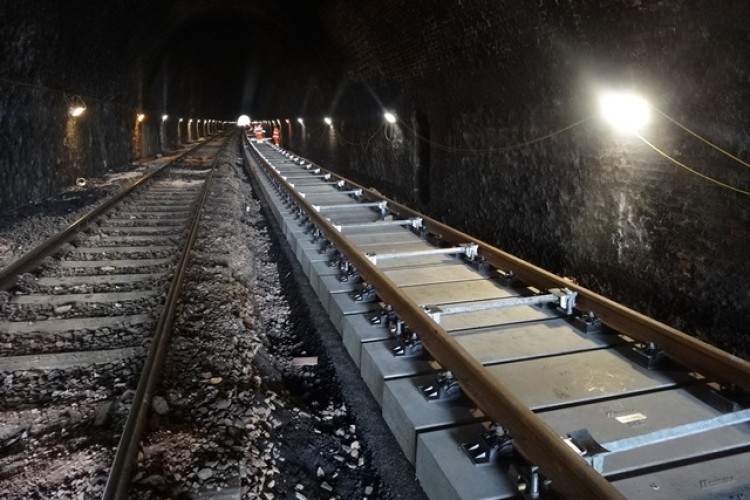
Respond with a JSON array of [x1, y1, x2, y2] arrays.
[[599, 92, 650, 134], [324, 117, 333, 126], [237, 115, 251, 127], [384, 112, 397, 124]]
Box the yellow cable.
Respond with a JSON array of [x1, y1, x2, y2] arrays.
[[637, 135, 750, 196], [652, 106, 750, 170], [397, 116, 591, 154]]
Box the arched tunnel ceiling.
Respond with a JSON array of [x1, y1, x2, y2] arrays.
[[131, 0, 342, 119]]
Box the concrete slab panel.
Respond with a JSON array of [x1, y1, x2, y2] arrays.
[[451, 319, 621, 365], [348, 231, 425, 247], [382, 375, 484, 463], [361, 340, 440, 405], [401, 279, 515, 306], [613, 451, 750, 499], [540, 384, 750, 476], [417, 423, 516, 500], [341, 313, 392, 367], [484, 346, 693, 411], [327, 292, 378, 333], [384, 263, 483, 287]]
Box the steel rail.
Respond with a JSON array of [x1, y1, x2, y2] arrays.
[[0, 140, 212, 291], [103, 139, 225, 499], [263, 151, 750, 395], [244, 139, 625, 499]]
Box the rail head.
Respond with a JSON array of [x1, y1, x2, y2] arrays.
[[243, 138, 626, 499]]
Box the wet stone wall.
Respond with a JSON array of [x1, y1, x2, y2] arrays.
[[288, 0, 750, 357]]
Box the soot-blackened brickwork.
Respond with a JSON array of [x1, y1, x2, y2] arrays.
[[286, 1, 750, 356], [1, 1, 748, 355]]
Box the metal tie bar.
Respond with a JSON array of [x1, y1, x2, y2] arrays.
[[366, 243, 478, 265], [288, 181, 339, 188], [312, 201, 386, 212], [333, 217, 423, 232], [282, 174, 331, 180], [568, 408, 750, 472], [425, 289, 577, 321], [300, 189, 362, 199]]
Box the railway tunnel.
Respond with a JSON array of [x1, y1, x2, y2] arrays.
[[1, 1, 750, 498]]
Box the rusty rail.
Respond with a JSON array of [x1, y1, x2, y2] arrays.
[[103, 138, 226, 499], [0, 140, 211, 291], [244, 138, 625, 499]]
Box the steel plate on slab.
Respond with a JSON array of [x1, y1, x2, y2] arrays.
[[540, 384, 750, 476], [485, 345, 693, 410], [612, 450, 750, 498]]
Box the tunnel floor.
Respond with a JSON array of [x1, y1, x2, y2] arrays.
[[0, 139, 424, 499]]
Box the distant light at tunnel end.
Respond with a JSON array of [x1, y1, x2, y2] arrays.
[[237, 115, 251, 127], [599, 91, 650, 134], [384, 112, 397, 124]]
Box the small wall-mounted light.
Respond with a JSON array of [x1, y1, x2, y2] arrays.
[[384, 111, 397, 124], [162, 114, 168, 122], [285, 119, 291, 124], [136, 113, 146, 123], [66, 94, 87, 117], [179, 118, 184, 123], [188, 119, 193, 123], [297, 118, 304, 125], [324, 117, 333, 126]]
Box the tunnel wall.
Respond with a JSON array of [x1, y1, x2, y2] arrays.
[[1, 1, 747, 355], [0, 2, 213, 214], [285, 1, 750, 356]]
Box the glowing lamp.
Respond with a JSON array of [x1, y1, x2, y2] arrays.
[[237, 115, 251, 127], [69, 105, 86, 117], [297, 118, 304, 125], [161, 114, 168, 122], [599, 91, 650, 134], [384, 112, 397, 124], [324, 117, 333, 126], [136, 113, 145, 123], [179, 118, 184, 123]]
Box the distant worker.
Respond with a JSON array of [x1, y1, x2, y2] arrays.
[[254, 123, 264, 142], [272, 125, 280, 145]]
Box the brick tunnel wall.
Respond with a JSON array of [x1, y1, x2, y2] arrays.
[[0, 2, 242, 214], [284, 0, 750, 356], [1, 1, 748, 356]]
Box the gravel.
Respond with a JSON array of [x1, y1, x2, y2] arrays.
[[0, 134, 425, 498]]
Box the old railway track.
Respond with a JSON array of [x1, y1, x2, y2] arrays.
[[0, 136, 224, 498], [242, 136, 750, 499]]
